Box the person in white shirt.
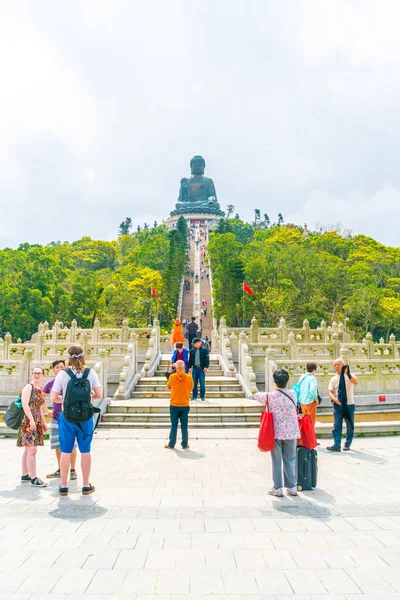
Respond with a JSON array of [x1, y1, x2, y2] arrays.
[[51, 345, 102, 496], [327, 358, 358, 452]]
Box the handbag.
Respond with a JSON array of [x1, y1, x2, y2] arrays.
[[257, 394, 275, 452], [317, 393, 322, 405], [3, 397, 24, 430], [297, 414, 318, 450]]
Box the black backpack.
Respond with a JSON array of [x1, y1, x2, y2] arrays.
[[63, 368, 101, 436]]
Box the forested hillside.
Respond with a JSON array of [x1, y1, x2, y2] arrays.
[[208, 219, 400, 341], [0, 218, 188, 341]]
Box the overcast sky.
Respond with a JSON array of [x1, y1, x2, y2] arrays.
[[1, 0, 399, 248]]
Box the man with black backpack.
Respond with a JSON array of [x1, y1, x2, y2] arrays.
[[50, 345, 102, 496]]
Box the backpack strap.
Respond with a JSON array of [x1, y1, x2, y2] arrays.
[[82, 368, 90, 379], [65, 368, 76, 380], [77, 406, 101, 440]]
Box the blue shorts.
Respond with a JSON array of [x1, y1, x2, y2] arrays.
[[58, 413, 93, 454]]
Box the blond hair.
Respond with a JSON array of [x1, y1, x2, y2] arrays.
[[67, 345, 86, 373]]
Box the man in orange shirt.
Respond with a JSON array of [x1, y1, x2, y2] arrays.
[[165, 360, 194, 450]]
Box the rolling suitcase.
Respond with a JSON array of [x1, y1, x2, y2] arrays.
[[296, 447, 318, 491]]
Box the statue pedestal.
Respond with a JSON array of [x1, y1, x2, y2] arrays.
[[165, 212, 224, 231]]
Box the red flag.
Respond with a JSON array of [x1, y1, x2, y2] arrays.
[[151, 287, 159, 299], [243, 281, 254, 295]]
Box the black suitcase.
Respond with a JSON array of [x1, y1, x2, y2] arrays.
[[296, 447, 318, 491]]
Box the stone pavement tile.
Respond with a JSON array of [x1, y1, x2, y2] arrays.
[[52, 549, 91, 570], [228, 518, 256, 533], [21, 547, 62, 569], [242, 532, 275, 549], [28, 595, 67, 600], [145, 549, 176, 569], [286, 570, 328, 594], [108, 532, 139, 549], [189, 569, 225, 594], [323, 518, 356, 532], [277, 518, 307, 532], [190, 532, 219, 549], [79, 532, 113, 550], [76, 519, 107, 533], [175, 549, 205, 569], [154, 519, 180, 533], [347, 548, 390, 569], [0, 568, 30, 593], [270, 532, 302, 549], [369, 516, 400, 530], [155, 570, 190, 594], [316, 568, 363, 594], [217, 532, 248, 549], [86, 569, 128, 595], [254, 570, 293, 595], [233, 548, 267, 569], [0, 548, 33, 568], [347, 568, 397, 594], [318, 550, 358, 569], [18, 567, 63, 594], [102, 519, 133, 533], [82, 548, 120, 570], [180, 518, 205, 532], [52, 519, 84, 533], [121, 569, 157, 594], [51, 533, 87, 550], [322, 533, 356, 549], [204, 518, 230, 532], [51, 569, 96, 594], [0, 531, 34, 549], [135, 533, 165, 550], [263, 548, 298, 570], [298, 518, 333, 532], [290, 549, 329, 569], [344, 516, 379, 531], [357, 530, 396, 548], [252, 517, 281, 532], [161, 532, 191, 549], [205, 549, 237, 569], [379, 548, 400, 567], [221, 569, 259, 594], [0, 595, 32, 600], [127, 519, 156, 533], [114, 548, 148, 569], [379, 567, 400, 593]]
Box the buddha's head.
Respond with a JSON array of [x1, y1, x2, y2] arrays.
[[190, 155, 205, 176]]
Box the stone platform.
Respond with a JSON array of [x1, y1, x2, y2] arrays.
[[1, 432, 400, 598]]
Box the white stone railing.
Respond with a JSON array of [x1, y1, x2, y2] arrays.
[[114, 334, 139, 400], [207, 252, 219, 351], [237, 332, 258, 398], [141, 319, 161, 377], [218, 318, 236, 376], [177, 276, 185, 319]]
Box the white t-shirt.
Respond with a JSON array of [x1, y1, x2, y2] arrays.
[[52, 368, 101, 398], [328, 374, 355, 405]]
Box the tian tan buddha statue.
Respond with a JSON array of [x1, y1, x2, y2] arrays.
[[171, 155, 225, 216]]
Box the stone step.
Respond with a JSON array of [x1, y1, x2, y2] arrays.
[[98, 421, 256, 429], [131, 391, 246, 399], [107, 405, 262, 414], [135, 384, 243, 392], [102, 412, 260, 423], [155, 370, 225, 377]]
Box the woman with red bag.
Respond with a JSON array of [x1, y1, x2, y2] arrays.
[[254, 369, 300, 497]]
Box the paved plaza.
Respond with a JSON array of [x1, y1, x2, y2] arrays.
[[1, 430, 400, 599]]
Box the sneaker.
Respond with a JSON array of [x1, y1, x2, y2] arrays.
[[182, 445, 190, 450], [343, 446, 350, 451], [287, 487, 298, 496], [164, 444, 174, 449], [326, 445, 341, 452], [21, 474, 31, 483], [31, 477, 48, 487], [268, 487, 284, 497], [46, 469, 60, 479], [200, 398, 205, 401], [82, 484, 95, 495], [59, 485, 68, 496], [69, 469, 78, 480]]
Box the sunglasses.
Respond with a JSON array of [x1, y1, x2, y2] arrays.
[[33, 371, 44, 375]]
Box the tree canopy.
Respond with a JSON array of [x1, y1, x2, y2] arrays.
[[0, 220, 188, 340], [208, 221, 400, 340]]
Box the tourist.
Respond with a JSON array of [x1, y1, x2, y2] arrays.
[[187, 316, 199, 349], [254, 369, 300, 497], [171, 342, 189, 373], [171, 318, 184, 346], [51, 345, 102, 496], [165, 360, 193, 450], [295, 362, 318, 427], [17, 365, 48, 487], [189, 338, 209, 402], [42, 359, 78, 480], [327, 358, 358, 452]]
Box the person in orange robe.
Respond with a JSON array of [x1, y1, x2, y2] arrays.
[[171, 319, 184, 346]]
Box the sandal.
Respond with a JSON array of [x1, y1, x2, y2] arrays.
[[82, 484, 95, 495], [59, 485, 69, 496], [31, 477, 48, 487]]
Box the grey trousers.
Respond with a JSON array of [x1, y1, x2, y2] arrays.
[[271, 439, 297, 489]]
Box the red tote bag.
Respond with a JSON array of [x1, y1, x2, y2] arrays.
[[258, 394, 275, 452], [298, 414, 317, 450]]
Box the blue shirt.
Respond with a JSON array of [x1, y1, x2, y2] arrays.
[[297, 373, 318, 405]]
